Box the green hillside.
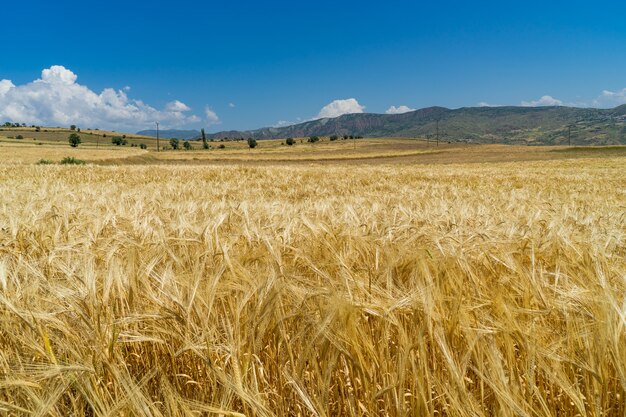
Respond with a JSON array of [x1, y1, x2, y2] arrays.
[[207, 105, 626, 145]]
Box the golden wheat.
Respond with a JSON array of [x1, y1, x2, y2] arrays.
[[0, 157, 624, 416]]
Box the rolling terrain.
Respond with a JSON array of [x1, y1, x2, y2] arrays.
[[205, 104, 626, 145]]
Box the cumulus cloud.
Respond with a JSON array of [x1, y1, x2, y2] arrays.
[[477, 102, 501, 107], [591, 88, 626, 108], [165, 100, 191, 112], [520, 95, 563, 107], [0, 65, 200, 131], [0, 79, 15, 96], [385, 105, 415, 114], [205, 107, 220, 125], [229, 102, 236, 108], [316, 98, 365, 119]]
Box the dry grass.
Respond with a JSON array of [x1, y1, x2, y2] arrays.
[[0, 143, 145, 164], [0, 157, 625, 416]]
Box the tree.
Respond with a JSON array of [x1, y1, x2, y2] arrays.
[[308, 136, 320, 143], [170, 138, 180, 150], [70, 125, 76, 131], [286, 137, 295, 146], [183, 140, 192, 150], [112, 136, 127, 146], [329, 135, 338, 141], [68, 133, 81, 147], [247, 137, 257, 149], [139, 143, 147, 149], [201, 128, 209, 149]]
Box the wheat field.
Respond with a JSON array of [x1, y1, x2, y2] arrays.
[[0, 157, 625, 416]]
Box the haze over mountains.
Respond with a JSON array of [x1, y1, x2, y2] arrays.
[[140, 105, 626, 146]]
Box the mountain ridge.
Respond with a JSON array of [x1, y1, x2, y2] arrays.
[[204, 105, 626, 145]]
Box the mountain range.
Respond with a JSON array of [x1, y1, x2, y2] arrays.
[[138, 105, 626, 145]]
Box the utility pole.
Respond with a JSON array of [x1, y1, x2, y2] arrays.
[[568, 125, 571, 146], [436, 119, 439, 147], [156, 121, 160, 152]]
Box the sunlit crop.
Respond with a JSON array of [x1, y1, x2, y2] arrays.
[[0, 157, 624, 416]]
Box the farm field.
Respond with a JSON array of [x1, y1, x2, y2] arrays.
[[0, 149, 625, 416], [2, 132, 626, 166]]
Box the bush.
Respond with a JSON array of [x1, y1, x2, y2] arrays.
[[36, 159, 54, 165], [112, 136, 127, 146], [286, 137, 295, 146], [329, 135, 338, 141], [247, 138, 257, 149], [60, 157, 86, 165], [16, 135, 24, 140], [218, 144, 226, 149], [308, 136, 320, 143], [170, 138, 180, 150], [68, 133, 81, 147], [183, 141, 192, 150], [139, 143, 147, 150]]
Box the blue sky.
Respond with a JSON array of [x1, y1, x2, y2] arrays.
[[1, 0, 626, 132]]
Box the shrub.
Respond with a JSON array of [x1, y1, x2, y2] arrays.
[[111, 136, 127, 146], [16, 135, 24, 140], [218, 144, 226, 149], [68, 133, 81, 147], [60, 156, 86, 165], [247, 138, 257, 149], [36, 159, 54, 165], [170, 138, 180, 150], [286, 137, 295, 146], [329, 135, 338, 141], [308, 136, 320, 143], [139, 143, 147, 149], [183, 141, 192, 150]]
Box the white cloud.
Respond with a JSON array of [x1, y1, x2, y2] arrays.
[[477, 101, 501, 107], [385, 105, 415, 114], [316, 98, 365, 119], [520, 95, 563, 107], [229, 102, 236, 108], [0, 65, 200, 131], [205, 107, 220, 125], [165, 100, 191, 112], [41, 65, 77, 85], [591, 88, 626, 108], [0, 79, 15, 96]]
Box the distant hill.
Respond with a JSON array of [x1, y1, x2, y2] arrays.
[[206, 105, 626, 145], [137, 129, 200, 140]]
